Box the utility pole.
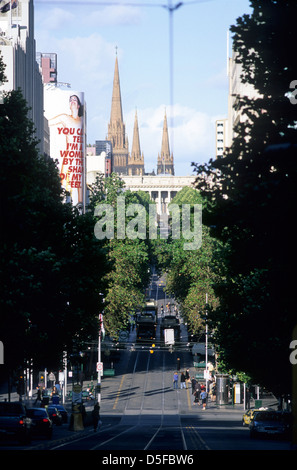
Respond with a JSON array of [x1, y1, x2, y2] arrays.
[[163, 1, 183, 160], [97, 314, 102, 404], [205, 293, 209, 392]]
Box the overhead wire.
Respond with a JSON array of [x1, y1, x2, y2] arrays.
[[35, 0, 207, 159]]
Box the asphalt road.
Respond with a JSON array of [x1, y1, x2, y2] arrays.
[[3, 340, 291, 452], [0, 272, 294, 453]]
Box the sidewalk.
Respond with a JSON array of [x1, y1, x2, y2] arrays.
[[0, 380, 95, 411], [212, 394, 279, 413], [0, 379, 280, 416]]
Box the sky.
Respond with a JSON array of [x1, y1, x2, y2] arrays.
[[34, 0, 252, 176]]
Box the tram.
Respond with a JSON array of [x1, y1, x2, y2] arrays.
[[136, 301, 157, 342], [160, 315, 180, 342]]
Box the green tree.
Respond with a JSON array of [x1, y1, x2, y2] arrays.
[[192, 1, 297, 397], [89, 174, 154, 337], [0, 54, 105, 373], [155, 187, 220, 337]]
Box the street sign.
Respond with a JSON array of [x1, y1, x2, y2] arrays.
[[96, 362, 103, 373], [48, 372, 56, 381]]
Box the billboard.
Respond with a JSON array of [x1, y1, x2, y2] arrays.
[[44, 87, 85, 206]]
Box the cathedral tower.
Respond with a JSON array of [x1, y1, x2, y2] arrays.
[[128, 110, 145, 175], [107, 56, 129, 174], [157, 112, 175, 175]]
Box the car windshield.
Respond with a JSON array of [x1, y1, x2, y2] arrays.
[[27, 409, 47, 418], [254, 411, 280, 421]]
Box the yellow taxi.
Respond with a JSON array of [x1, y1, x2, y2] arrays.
[[242, 409, 260, 426], [242, 407, 272, 426]]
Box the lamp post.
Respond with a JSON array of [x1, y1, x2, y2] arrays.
[[97, 293, 105, 404], [97, 313, 103, 404], [205, 293, 209, 393]]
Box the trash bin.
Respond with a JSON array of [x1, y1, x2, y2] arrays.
[[216, 374, 229, 405]]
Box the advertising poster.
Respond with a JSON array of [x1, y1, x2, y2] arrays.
[[44, 87, 85, 206]]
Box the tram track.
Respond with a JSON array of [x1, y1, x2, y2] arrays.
[[48, 273, 198, 450]]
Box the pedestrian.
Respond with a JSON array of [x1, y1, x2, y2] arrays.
[[92, 403, 101, 431], [180, 372, 186, 389], [195, 381, 201, 394], [173, 371, 178, 389], [185, 369, 190, 388], [201, 390, 208, 410], [193, 388, 200, 405], [246, 388, 251, 410], [34, 387, 42, 404], [210, 383, 216, 402]]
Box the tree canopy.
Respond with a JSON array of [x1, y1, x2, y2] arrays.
[[0, 55, 105, 374], [192, 0, 297, 397], [89, 173, 155, 337]]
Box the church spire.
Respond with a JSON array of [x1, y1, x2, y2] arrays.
[[128, 109, 144, 175], [161, 110, 170, 158], [107, 54, 129, 174], [110, 55, 123, 124], [157, 111, 175, 175]]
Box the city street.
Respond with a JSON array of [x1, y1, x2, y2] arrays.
[[0, 273, 293, 452], [42, 344, 293, 451], [0, 346, 292, 451]]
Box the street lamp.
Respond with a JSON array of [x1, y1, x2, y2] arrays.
[[97, 313, 103, 404], [205, 293, 209, 393], [97, 293, 105, 404]]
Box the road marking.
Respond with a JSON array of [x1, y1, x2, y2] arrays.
[[112, 374, 125, 410], [186, 386, 192, 410], [186, 426, 211, 450]]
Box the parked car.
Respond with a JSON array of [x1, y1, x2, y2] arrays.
[[249, 410, 292, 439], [47, 406, 63, 425], [0, 402, 32, 444], [26, 407, 53, 439]]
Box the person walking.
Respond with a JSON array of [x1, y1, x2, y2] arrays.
[[34, 387, 42, 405], [193, 382, 201, 405], [201, 389, 208, 410], [180, 372, 186, 389], [185, 369, 190, 388], [173, 371, 178, 389], [191, 376, 197, 395], [193, 388, 200, 405], [92, 403, 101, 431]]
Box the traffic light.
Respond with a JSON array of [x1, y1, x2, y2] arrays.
[[38, 371, 45, 385], [149, 343, 155, 354], [17, 375, 25, 395]]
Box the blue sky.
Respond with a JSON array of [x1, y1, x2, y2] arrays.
[[34, 0, 252, 176]]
